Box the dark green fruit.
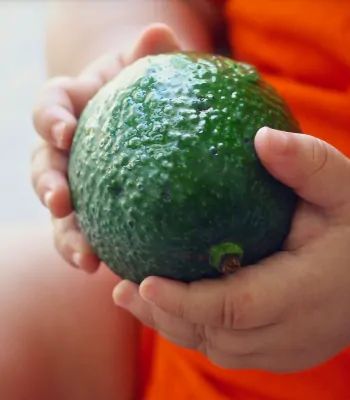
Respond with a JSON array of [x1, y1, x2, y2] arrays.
[[68, 53, 298, 283]]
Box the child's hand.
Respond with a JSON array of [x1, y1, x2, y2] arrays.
[[113, 128, 350, 372], [31, 24, 181, 272]]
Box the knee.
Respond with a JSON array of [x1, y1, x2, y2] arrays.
[[0, 225, 138, 400]]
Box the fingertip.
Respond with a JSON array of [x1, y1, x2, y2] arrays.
[[255, 127, 291, 162], [43, 191, 54, 209], [51, 118, 77, 150], [34, 105, 76, 145], [72, 252, 84, 269], [45, 183, 72, 218], [254, 126, 270, 145], [139, 276, 160, 303], [72, 252, 100, 273], [125, 23, 181, 64], [113, 280, 137, 307]]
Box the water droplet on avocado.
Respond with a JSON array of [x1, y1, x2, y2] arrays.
[[136, 182, 144, 191], [209, 145, 218, 156]]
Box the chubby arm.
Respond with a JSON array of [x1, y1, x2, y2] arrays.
[[45, 0, 216, 76]]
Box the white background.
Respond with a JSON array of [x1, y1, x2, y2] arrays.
[[0, 1, 48, 225]]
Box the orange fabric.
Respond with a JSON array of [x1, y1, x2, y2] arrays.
[[142, 1, 350, 399], [227, 0, 350, 156], [143, 337, 350, 400]]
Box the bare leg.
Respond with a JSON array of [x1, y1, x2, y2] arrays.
[[0, 226, 139, 400]]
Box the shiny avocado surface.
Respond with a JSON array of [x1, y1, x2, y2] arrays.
[[68, 53, 298, 283]]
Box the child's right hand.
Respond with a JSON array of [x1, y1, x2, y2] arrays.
[[31, 24, 181, 273]]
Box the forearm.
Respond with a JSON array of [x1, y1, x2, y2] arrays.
[[45, 0, 214, 76]]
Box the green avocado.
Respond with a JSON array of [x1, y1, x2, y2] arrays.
[[68, 53, 298, 283]]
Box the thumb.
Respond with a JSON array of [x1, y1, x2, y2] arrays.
[[124, 23, 182, 65], [255, 127, 350, 210], [80, 24, 181, 84]]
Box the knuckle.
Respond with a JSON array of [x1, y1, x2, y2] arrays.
[[217, 287, 253, 330], [33, 76, 73, 117], [31, 143, 43, 160], [205, 326, 258, 357], [234, 288, 257, 328], [310, 138, 328, 176], [32, 104, 47, 128], [193, 324, 207, 352], [229, 290, 254, 329], [46, 76, 74, 91], [32, 105, 55, 132], [30, 142, 47, 164], [175, 299, 186, 320], [218, 291, 236, 329], [33, 170, 53, 196]]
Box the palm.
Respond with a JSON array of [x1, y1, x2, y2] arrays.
[[283, 199, 327, 252], [113, 129, 350, 372]]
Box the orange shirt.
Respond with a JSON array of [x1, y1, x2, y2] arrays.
[[141, 1, 350, 399]]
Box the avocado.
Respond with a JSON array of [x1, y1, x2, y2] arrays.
[[68, 53, 298, 283]]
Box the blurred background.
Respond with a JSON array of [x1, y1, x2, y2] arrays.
[[0, 1, 48, 226]]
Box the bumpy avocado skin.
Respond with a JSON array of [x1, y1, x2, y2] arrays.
[[68, 53, 298, 283]]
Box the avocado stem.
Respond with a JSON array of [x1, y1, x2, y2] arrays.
[[220, 255, 241, 275], [209, 241, 243, 275]]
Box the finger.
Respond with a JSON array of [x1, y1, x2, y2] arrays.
[[80, 23, 181, 84], [33, 76, 101, 149], [33, 104, 76, 150], [139, 252, 297, 330], [31, 144, 71, 217], [52, 214, 100, 273], [123, 23, 181, 64], [113, 280, 155, 327], [113, 280, 203, 349], [35, 171, 71, 218], [255, 127, 350, 211]]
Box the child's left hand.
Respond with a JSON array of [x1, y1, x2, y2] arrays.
[[113, 127, 350, 373]]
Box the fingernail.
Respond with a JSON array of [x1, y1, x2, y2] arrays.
[[51, 121, 67, 149], [44, 191, 53, 208], [72, 252, 83, 269], [139, 277, 157, 303], [113, 280, 133, 307], [260, 127, 289, 155]]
